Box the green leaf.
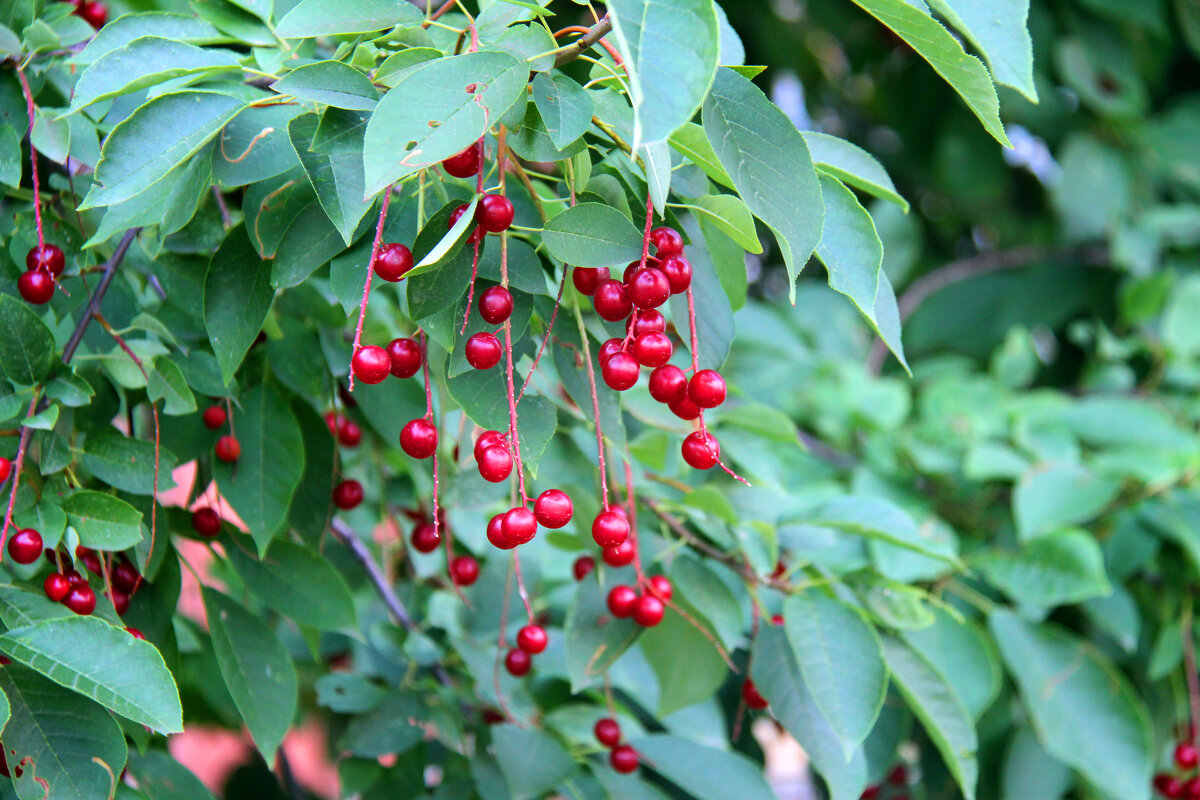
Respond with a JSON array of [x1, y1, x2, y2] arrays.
[[608, 0, 719, 147], [902, 607, 1001, 719], [212, 384, 306, 555], [203, 587, 299, 765], [337, 692, 424, 757], [848, 0, 1009, 146], [541, 202, 643, 268], [21, 404, 57, 431], [670, 122, 733, 189], [289, 112, 374, 245], [989, 610, 1153, 800], [82, 91, 246, 209], [211, 104, 305, 187], [148, 356, 198, 416], [0, 585, 75, 628], [687, 193, 762, 253], [72, 12, 223, 65], [783, 590, 887, 753], [564, 578, 640, 692], [82, 434, 176, 495], [802, 131, 908, 212], [703, 68, 823, 303], [531, 72, 593, 150], [68, 36, 240, 111], [127, 750, 215, 800], [1000, 727, 1074, 800], [276, 0, 423, 37], [227, 540, 357, 632], [273, 60, 379, 110], [927, 0, 1037, 101], [1013, 462, 1121, 541], [493, 725, 577, 799], [641, 140, 672, 216], [0, 125, 22, 188], [640, 604, 728, 716], [629, 736, 777, 800], [0, 616, 182, 734], [0, 295, 56, 386], [362, 51, 528, 195], [791, 496, 962, 566], [204, 226, 275, 385], [62, 490, 144, 550], [974, 529, 1111, 608]]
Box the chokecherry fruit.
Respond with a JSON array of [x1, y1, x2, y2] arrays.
[[400, 418, 438, 459], [479, 286, 514, 325], [79, 1, 108, 27], [888, 766, 909, 786], [649, 227, 684, 257], [478, 446, 514, 483], [607, 585, 638, 618], [202, 405, 227, 429], [64, 584, 96, 615], [593, 279, 633, 321], [7, 528, 43, 564], [598, 338, 624, 365], [476, 195, 515, 233], [373, 243, 413, 282], [632, 595, 664, 627], [517, 624, 548, 654], [742, 679, 769, 710], [648, 365, 688, 403], [628, 309, 666, 337], [443, 141, 483, 178], [192, 507, 221, 537], [465, 332, 502, 370], [601, 352, 639, 391], [27, 243, 66, 276], [44, 572, 71, 602], [504, 647, 532, 676], [411, 522, 440, 553], [109, 588, 130, 616], [18, 270, 54, 304], [610, 745, 639, 774], [592, 510, 630, 548], [387, 338, 423, 378], [112, 561, 139, 593], [533, 489, 573, 528], [486, 513, 514, 549], [0, 456, 10, 483], [628, 268, 671, 309], [681, 431, 720, 470], [572, 267, 610, 296], [1155, 775, 1185, 800], [333, 479, 364, 510], [215, 435, 241, 462], [1182, 777, 1200, 800], [336, 418, 362, 447], [127, 627, 146, 640], [502, 507, 538, 546], [669, 395, 702, 421], [860, 787, 881, 800], [647, 575, 672, 601], [688, 369, 727, 408], [631, 332, 672, 367], [449, 205, 483, 244], [595, 718, 622, 747], [1177, 742, 1200, 770], [602, 540, 635, 567], [573, 555, 596, 581], [450, 555, 479, 586], [474, 430, 506, 463], [659, 254, 693, 294], [76, 545, 101, 575], [352, 345, 392, 385]]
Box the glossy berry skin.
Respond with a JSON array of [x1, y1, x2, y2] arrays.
[[8, 528, 43, 564], [504, 647, 532, 676], [593, 279, 633, 321], [681, 431, 720, 470], [44, 573, 71, 602], [450, 555, 479, 586], [112, 562, 139, 593], [487, 513, 516, 550], [742, 679, 769, 710], [628, 309, 666, 337], [659, 254, 693, 294], [333, 479, 364, 510], [0, 456, 10, 483], [669, 395, 702, 421], [594, 718, 622, 747], [860, 787, 881, 800], [110, 589, 130, 616], [632, 595, 665, 627], [400, 419, 438, 459], [411, 522, 440, 553], [479, 286, 514, 324], [202, 405, 227, 429], [649, 227, 684, 257], [517, 624, 548, 654], [386, 337, 422, 378], [443, 141, 482, 178], [598, 338, 623, 365], [602, 540, 635, 567], [192, 508, 221, 537], [648, 575, 672, 601], [534, 489, 573, 528], [648, 365, 688, 403], [688, 369, 727, 408], [64, 584, 96, 615], [26, 243, 66, 276], [1183, 778, 1200, 800], [352, 345, 392, 385], [215, 435, 241, 462], [573, 555, 595, 581], [607, 585, 638, 618], [77, 546, 101, 575], [1156, 775, 1185, 800], [337, 418, 362, 447], [632, 332, 672, 367], [474, 430, 506, 463], [465, 332, 502, 370], [127, 627, 145, 640], [502, 507, 538, 546], [478, 446, 513, 483], [18, 270, 54, 304], [592, 510, 630, 548], [476, 195, 515, 232], [628, 268, 671, 309], [572, 267, 610, 296], [1177, 742, 1200, 770], [601, 352, 639, 391], [79, 1, 108, 27], [374, 243, 413, 282], [610, 745, 639, 774]]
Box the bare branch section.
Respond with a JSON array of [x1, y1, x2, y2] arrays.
[[329, 518, 417, 630], [554, 15, 614, 67]]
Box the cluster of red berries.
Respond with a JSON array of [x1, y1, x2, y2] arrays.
[[404, 512, 479, 587], [1154, 740, 1200, 798], [449, 193, 515, 246], [350, 338, 439, 462], [202, 403, 241, 463], [859, 765, 911, 800], [70, 0, 107, 28], [503, 622, 548, 677], [593, 717, 639, 773], [17, 244, 63, 305], [9, 528, 139, 616], [464, 285, 512, 370], [606, 573, 670, 628]]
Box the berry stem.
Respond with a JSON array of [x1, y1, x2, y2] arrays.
[[0, 391, 41, 556], [572, 303, 609, 508], [1184, 602, 1200, 742], [514, 262, 568, 406], [622, 457, 646, 586], [500, 234, 528, 504], [459, 143, 487, 334], [512, 551, 535, 623], [14, 66, 44, 252], [349, 187, 393, 390]]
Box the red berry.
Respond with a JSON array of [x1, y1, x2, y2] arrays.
[[79, 0, 107, 27], [632, 594, 664, 627], [67, 570, 87, 586], [517, 624, 548, 654], [572, 267, 610, 296], [465, 332, 502, 370], [648, 575, 672, 600], [373, 243, 413, 282], [533, 489, 573, 528], [26, 243, 65, 276], [628, 268, 670, 309], [352, 345, 392, 385], [337, 419, 362, 447], [479, 286, 514, 325], [681, 431, 720, 470], [450, 555, 479, 586], [476, 195, 515, 233], [487, 512, 517, 549], [631, 332, 672, 367], [502, 507, 538, 546], [688, 369, 727, 408], [400, 418, 438, 459], [742, 679, 769, 710], [333, 479, 364, 510], [215, 435, 241, 462], [64, 584, 96, 615], [771, 613, 784, 626], [202, 405, 227, 429], [474, 430, 506, 463], [109, 588, 130, 616], [592, 510, 630, 547], [573, 555, 595, 581], [192, 507, 221, 537], [602, 540, 635, 567], [449, 204, 484, 244], [1183, 778, 1200, 800], [649, 227, 683, 256], [1177, 742, 1199, 770], [127, 627, 145, 640], [1157, 775, 1186, 799], [649, 365, 688, 403], [669, 395, 701, 420], [628, 309, 666, 337], [44, 572, 71, 602], [112, 561, 139, 593], [411, 522, 440, 553], [443, 141, 483, 178], [594, 718, 621, 747], [622, 261, 643, 283], [593, 279, 632, 321], [598, 337, 624, 365], [387, 338, 423, 378], [0, 456, 10, 483], [76, 545, 101, 575], [478, 446, 513, 483], [601, 352, 639, 391], [888, 765, 908, 786], [860, 787, 880, 800], [504, 647, 532, 676], [7, 528, 43, 564], [609, 744, 638, 773], [659, 254, 693, 294], [18, 270, 54, 304], [607, 585, 637, 617]]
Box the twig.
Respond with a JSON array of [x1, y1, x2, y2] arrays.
[[276, 748, 304, 800], [1184, 603, 1200, 742], [329, 518, 417, 630], [553, 15, 614, 67], [62, 229, 140, 362]]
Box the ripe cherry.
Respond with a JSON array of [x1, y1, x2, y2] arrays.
[[476, 195, 515, 232], [598, 338, 623, 365], [649, 365, 688, 403], [888, 766, 909, 786], [465, 332, 502, 370], [337, 418, 362, 447], [67, 570, 87, 586], [411, 522, 440, 553], [504, 647, 532, 676], [1156, 775, 1185, 800], [688, 369, 727, 408], [387, 338, 422, 378], [607, 585, 637, 618], [602, 540, 635, 567], [215, 435, 241, 462], [659, 254, 693, 294], [573, 555, 596, 581], [594, 717, 621, 747], [333, 479, 364, 510], [517, 624, 548, 654], [76, 545, 102, 575], [443, 141, 483, 178], [681, 431, 720, 470], [631, 332, 672, 367], [127, 627, 146, 640], [450, 555, 479, 586], [400, 418, 438, 459], [0, 456, 10, 483], [192, 507, 221, 537], [112, 561, 139, 593], [352, 345, 392, 385], [628, 309, 666, 337], [742, 679, 769, 710], [533, 489, 573, 528], [610, 744, 639, 774], [449, 205, 484, 244], [109, 588, 130, 616], [622, 261, 644, 283], [44, 572, 71, 602], [1177, 742, 1199, 770], [478, 446, 513, 483], [601, 352, 639, 391], [669, 395, 701, 420], [7, 528, 43, 564], [649, 227, 683, 257], [502, 507, 538, 546], [479, 286, 514, 325], [572, 267, 609, 296], [628, 268, 670, 309], [474, 430, 506, 463], [373, 243, 413, 282], [593, 279, 632, 321], [592, 510, 630, 547], [18, 270, 54, 304], [648, 575, 672, 601], [202, 405, 227, 429], [860, 787, 881, 800], [26, 243, 65, 276], [1183, 778, 1200, 800], [487, 513, 516, 549], [64, 583, 96, 615], [79, 1, 108, 27], [632, 594, 664, 627]]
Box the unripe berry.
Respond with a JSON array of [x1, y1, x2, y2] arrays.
[[504, 647, 531, 676], [215, 435, 241, 462], [502, 507, 538, 546], [593, 279, 632, 321], [610, 744, 639, 773], [602, 540, 635, 567], [478, 446, 513, 483], [681, 431, 720, 470], [192, 508, 222, 537], [533, 489, 573, 528], [450, 555, 479, 586], [18, 270, 54, 304], [411, 522, 440, 553], [352, 345, 392, 384], [443, 141, 483, 178], [649, 227, 683, 257], [400, 418, 438, 459], [594, 718, 621, 747], [659, 254, 693, 294], [688, 369, 727, 408], [333, 479, 364, 510], [573, 555, 595, 580], [479, 286, 514, 324], [572, 267, 610, 296], [607, 585, 637, 617], [373, 243, 413, 282], [26, 243, 65, 276], [517, 624, 548, 654], [601, 352, 639, 391], [592, 510, 630, 547], [627, 267, 670, 309], [648, 365, 688, 403], [465, 332, 502, 370], [64, 584, 96, 615], [476, 194, 515, 232], [387, 338, 422, 378], [742, 679, 769, 710], [631, 332, 672, 367]]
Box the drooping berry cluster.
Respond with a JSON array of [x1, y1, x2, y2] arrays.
[[1154, 739, 1200, 799], [593, 717, 639, 773], [17, 243, 63, 305], [22, 533, 143, 618]]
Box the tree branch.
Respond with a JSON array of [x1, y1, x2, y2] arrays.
[[553, 15, 614, 67], [61, 228, 140, 363], [329, 518, 417, 630]]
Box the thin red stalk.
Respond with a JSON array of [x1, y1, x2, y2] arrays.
[[349, 187, 393, 390], [552, 22, 624, 66], [512, 551, 535, 623], [515, 263, 568, 406], [1184, 603, 1200, 741], [419, 330, 456, 600], [14, 66, 45, 251], [423, 0, 456, 25], [0, 393, 41, 553], [501, 234, 528, 504], [459, 157, 486, 333], [621, 196, 656, 352], [575, 307, 610, 508], [493, 561, 516, 720], [622, 458, 646, 585]]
